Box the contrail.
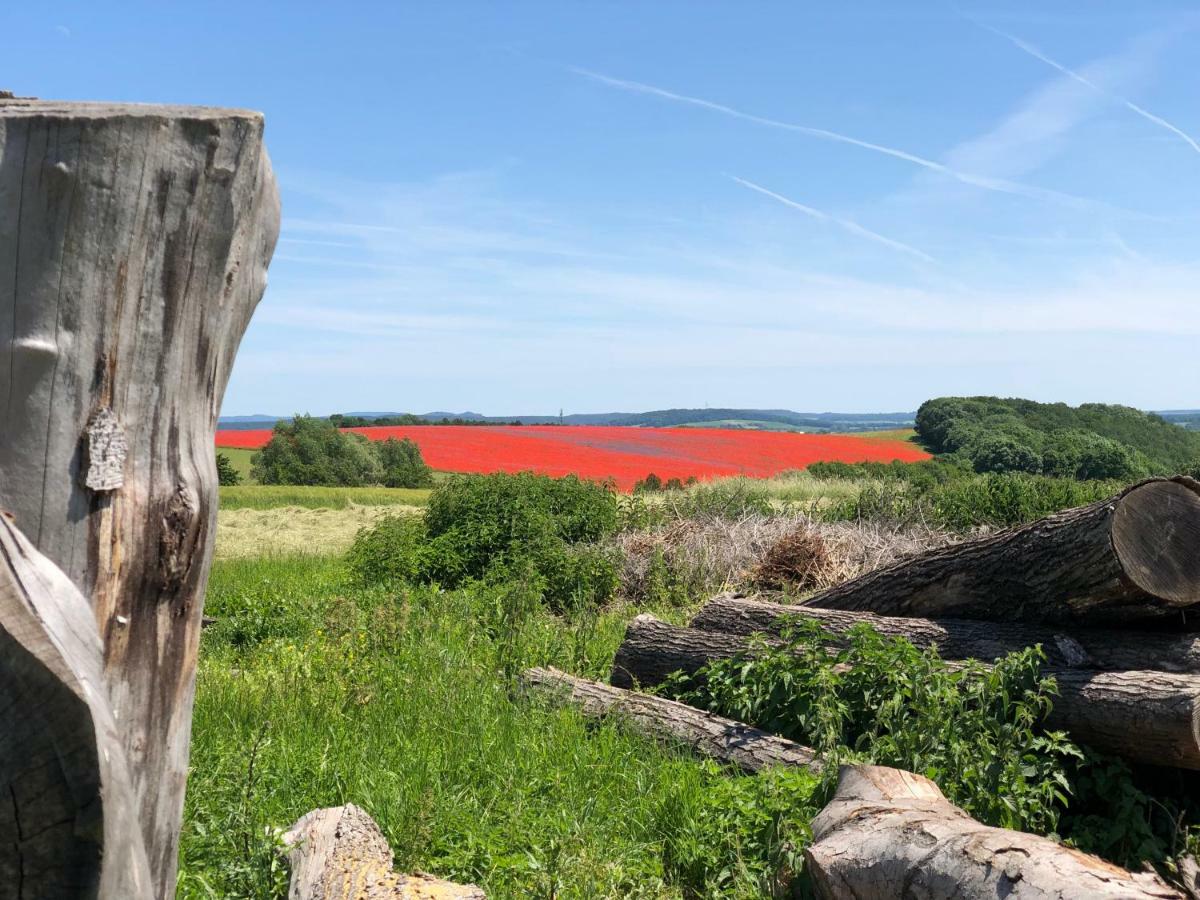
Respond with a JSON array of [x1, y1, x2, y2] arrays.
[[573, 67, 1070, 200], [978, 23, 1200, 156], [730, 175, 938, 264]]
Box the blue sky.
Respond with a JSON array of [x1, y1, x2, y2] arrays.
[[5, 2, 1198, 415]]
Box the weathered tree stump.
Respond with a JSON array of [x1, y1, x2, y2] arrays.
[[804, 477, 1200, 626], [693, 593, 1200, 673], [522, 666, 819, 773], [0, 98, 278, 896], [806, 765, 1184, 899], [613, 614, 1200, 770], [282, 804, 485, 900]]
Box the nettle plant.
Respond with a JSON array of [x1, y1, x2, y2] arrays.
[[662, 619, 1080, 836]]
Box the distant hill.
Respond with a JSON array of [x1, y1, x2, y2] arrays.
[[218, 408, 917, 432]]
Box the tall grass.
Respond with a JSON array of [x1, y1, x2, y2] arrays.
[[181, 556, 818, 898], [219, 484, 432, 510]]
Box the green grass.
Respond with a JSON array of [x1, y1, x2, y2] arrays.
[[219, 484, 433, 510], [217, 447, 257, 482], [180, 556, 817, 898]]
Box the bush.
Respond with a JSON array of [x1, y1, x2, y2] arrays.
[[664, 620, 1079, 836], [675, 478, 775, 519], [927, 473, 1119, 530], [377, 437, 434, 488], [634, 473, 663, 493], [350, 472, 621, 610], [251, 415, 383, 486], [216, 452, 241, 486]]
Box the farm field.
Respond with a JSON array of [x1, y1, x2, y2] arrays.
[[216, 425, 929, 490]]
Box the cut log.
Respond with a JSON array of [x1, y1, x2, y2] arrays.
[[692, 593, 1200, 673], [0, 515, 152, 898], [806, 765, 1183, 899], [522, 666, 819, 773], [613, 614, 1200, 770], [282, 804, 485, 900], [0, 98, 278, 896], [805, 477, 1200, 626]]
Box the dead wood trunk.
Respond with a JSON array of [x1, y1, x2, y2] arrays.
[[805, 477, 1200, 626], [0, 515, 152, 898], [522, 666, 819, 773], [693, 593, 1200, 672], [282, 804, 485, 900], [0, 98, 278, 896], [806, 765, 1183, 899], [613, 614, 1200, 770]]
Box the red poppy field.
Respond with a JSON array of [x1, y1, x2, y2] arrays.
[[216, 425, 929, 491]]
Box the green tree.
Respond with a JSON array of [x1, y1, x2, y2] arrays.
[[251, 415, 382, 486], [377, 437, 434, 488], [215, 452, 241, 486]]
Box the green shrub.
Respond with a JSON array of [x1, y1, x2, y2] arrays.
[[216, 452, 242, 486], [350, 472, 621, 610], [661, 764, 818, 898], [634, 473, 663, 493], [676, 478, 774, 519], [251, 415, 383, 486], [927, 473, 1119, 530], [663, 620, 1079, 836], [377, 436, 435, 488]]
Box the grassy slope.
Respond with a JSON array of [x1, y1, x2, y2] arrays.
[[217, 446, 257, 481], [181, 556, 811, 898], [220, 484, 433, 509]]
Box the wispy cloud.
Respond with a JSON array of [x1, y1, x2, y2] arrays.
[[572, 66, 1080, 202], [730, 176, 938, 264], [976, 21, 1200, 155]]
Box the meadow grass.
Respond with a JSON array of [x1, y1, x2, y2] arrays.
[[181, 555, 815, 898], [218, 446, 258, 481], [219, 484, 433, 510], [846, 427, 918, 442], [215, 505, 421, 560]]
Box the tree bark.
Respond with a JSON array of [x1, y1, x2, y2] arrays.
[[281, 804, 486, 900], [804, 477, 1200, 626], [613, 615, 1200, 770], [806, 765, 1184, 899], [0, 98, 278, 896], [522, 666, 819, 774], [692, 593, 1200, 673], [0, 515, 152, 898]]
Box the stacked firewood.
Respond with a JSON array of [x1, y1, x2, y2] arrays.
[[524, 476, 1200, 898]]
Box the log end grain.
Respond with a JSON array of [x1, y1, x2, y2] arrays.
[[1113, 481, 1200, 607]]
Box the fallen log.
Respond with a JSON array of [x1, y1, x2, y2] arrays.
[[613, 614, 1200, 770], [804, 477, 1200, 626], [0, 98, 278, 896], [806, 765, 1183, 899], [692, 593, 1200, 672], [522, 666, 818, 773], [281, 804, 485, 899]]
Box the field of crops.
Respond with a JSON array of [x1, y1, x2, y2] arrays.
[[216, 425, 928, 490]]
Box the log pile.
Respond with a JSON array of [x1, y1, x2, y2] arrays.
[[592, 478, 1200, 896]]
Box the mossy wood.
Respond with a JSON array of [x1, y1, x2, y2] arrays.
[[0, 99, 278, 897]]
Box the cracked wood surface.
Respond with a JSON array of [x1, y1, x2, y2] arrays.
[[0, 515, 151, 898], [804, 478, 1200, 626], [807, 765, 1183, 899], [282, 804, 485, 900], [0, 98, 278, 896]]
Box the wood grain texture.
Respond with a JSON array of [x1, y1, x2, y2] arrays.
[[806, 765, 1183, 899], [692, 593, 1200, 673], [282, 804, 485, 900], [0, 98, 279, 896], [613, 614, 1200, 770], [803, 478, 1200, 626], [0, 515, 152, 899], [522, 666, 819, 773]]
